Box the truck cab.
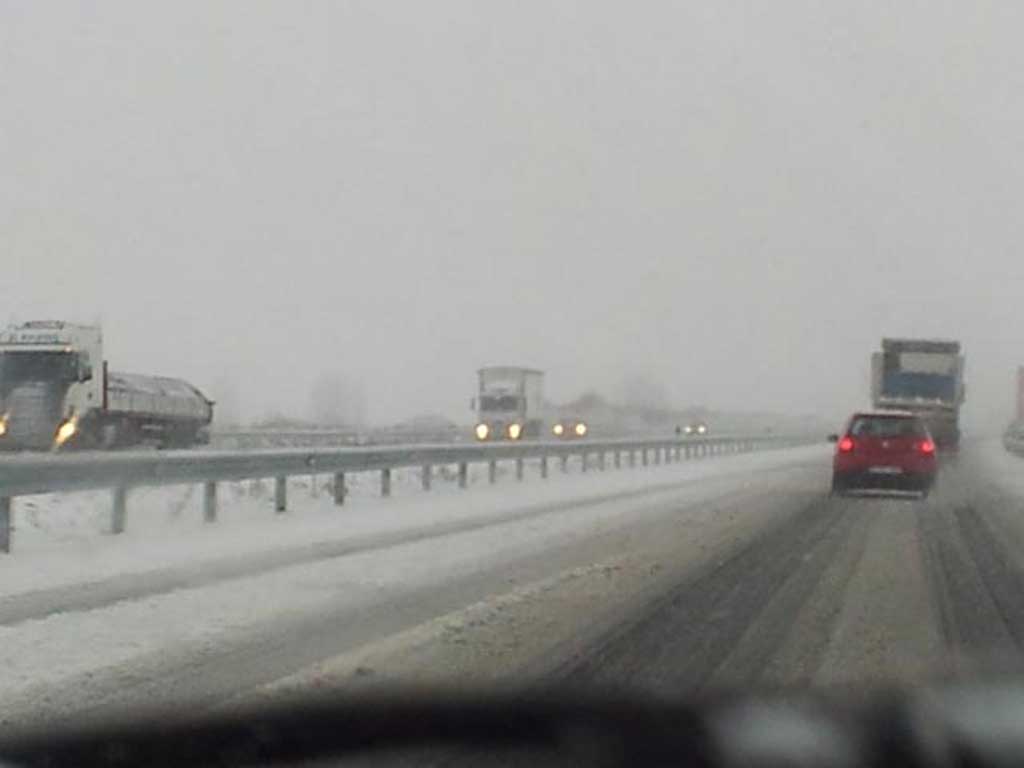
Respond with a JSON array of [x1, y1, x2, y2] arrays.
[[473, 367, 544, 441], [0, 322, 102, 450]]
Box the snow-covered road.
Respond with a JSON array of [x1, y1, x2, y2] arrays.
[[0, 445, 827, 729], [7, 439, 1024, 752]]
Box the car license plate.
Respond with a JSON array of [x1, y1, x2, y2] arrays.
[[868, 466, 904, 475]]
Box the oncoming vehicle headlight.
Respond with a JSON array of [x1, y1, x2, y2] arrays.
[[55, 418, 78, 447], [574, 422, 588, 437], [507, 423, 523, 440], [697, 424, 708, 435], [475, 423, 490, 441], [0, 414, 7, 437], [552, 423, 565, 437], [684, 425, 694, 435]]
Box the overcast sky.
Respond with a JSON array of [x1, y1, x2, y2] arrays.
[[3, 2, 1023, 428]]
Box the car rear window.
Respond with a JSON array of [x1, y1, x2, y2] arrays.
[[849, 416, 926, 438]]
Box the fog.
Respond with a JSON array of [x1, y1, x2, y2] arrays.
[[4, 2, 1022, 430]]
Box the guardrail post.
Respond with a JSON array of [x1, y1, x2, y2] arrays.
[[112, 486, 127, 534], [275, 477, 287, 512], [0, 497, 10, 554], [488, 460, 497, 484], [334, 472, 346, 505], [560, 455, 568, 473], [614, 450, 621, 469], [381, 468, 392, 497], [541, 455, 549, 479], [458, 462, 468, 489], [599, 451, 606, 471], [581, 451, 588, 472], [203, 481, 217, 523], [630, 450, 636, 467], [421, 465, 432, 491], [516, 458, 524, 481], [642, 448, 649, 466], [654, 446, 662, 465]]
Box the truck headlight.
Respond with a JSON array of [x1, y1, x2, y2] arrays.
[[697, 424, 707, 435], [507, 423, 522, 440], [0, 415, 7, 437], [574, 422, 588, 437], [55, 418, 78, 447], [553, 423, 565, 437], [475, 423, 490, 441]]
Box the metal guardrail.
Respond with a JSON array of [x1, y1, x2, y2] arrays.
[[1004, 432, 1024, 456], [210, 427, 465, 449], [0, 435, 810, 553]]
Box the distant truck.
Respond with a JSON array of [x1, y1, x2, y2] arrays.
[[871, 338, 965, 448], [0, 321, 213, 450], [472, 366, 544, 441]]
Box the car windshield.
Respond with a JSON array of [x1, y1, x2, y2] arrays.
[[849, 416, 926, 438], [6, 3, 1024, 763]]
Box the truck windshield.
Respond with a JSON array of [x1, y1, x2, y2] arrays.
[[481, 395, 520, 411], [0, 352, 76, 391], [883, 372, 956, 401]]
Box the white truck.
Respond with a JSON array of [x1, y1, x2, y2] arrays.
[[871, 338, 965, 448], [0, 321, 213, 451], [472, 367, 544, 441]]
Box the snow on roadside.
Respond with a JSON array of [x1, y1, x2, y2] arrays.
[[0, 446, 829, 599], [0, 445, 828, 722]]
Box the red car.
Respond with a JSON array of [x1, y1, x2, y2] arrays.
[[830, 411, 937, 497]]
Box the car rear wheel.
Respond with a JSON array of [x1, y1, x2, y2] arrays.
[[831, 475, 848, 496]]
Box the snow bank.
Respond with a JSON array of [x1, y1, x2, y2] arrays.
[[0, 446, 828, 598], [0, 445, 829, 722]]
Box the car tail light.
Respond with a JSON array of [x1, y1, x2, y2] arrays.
[[919, 439, 936, 455], [838, 436, 854, 453]]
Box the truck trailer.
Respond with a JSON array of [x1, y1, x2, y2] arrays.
[[871, 338, 965, 448], [0, 321, 213, 451]]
